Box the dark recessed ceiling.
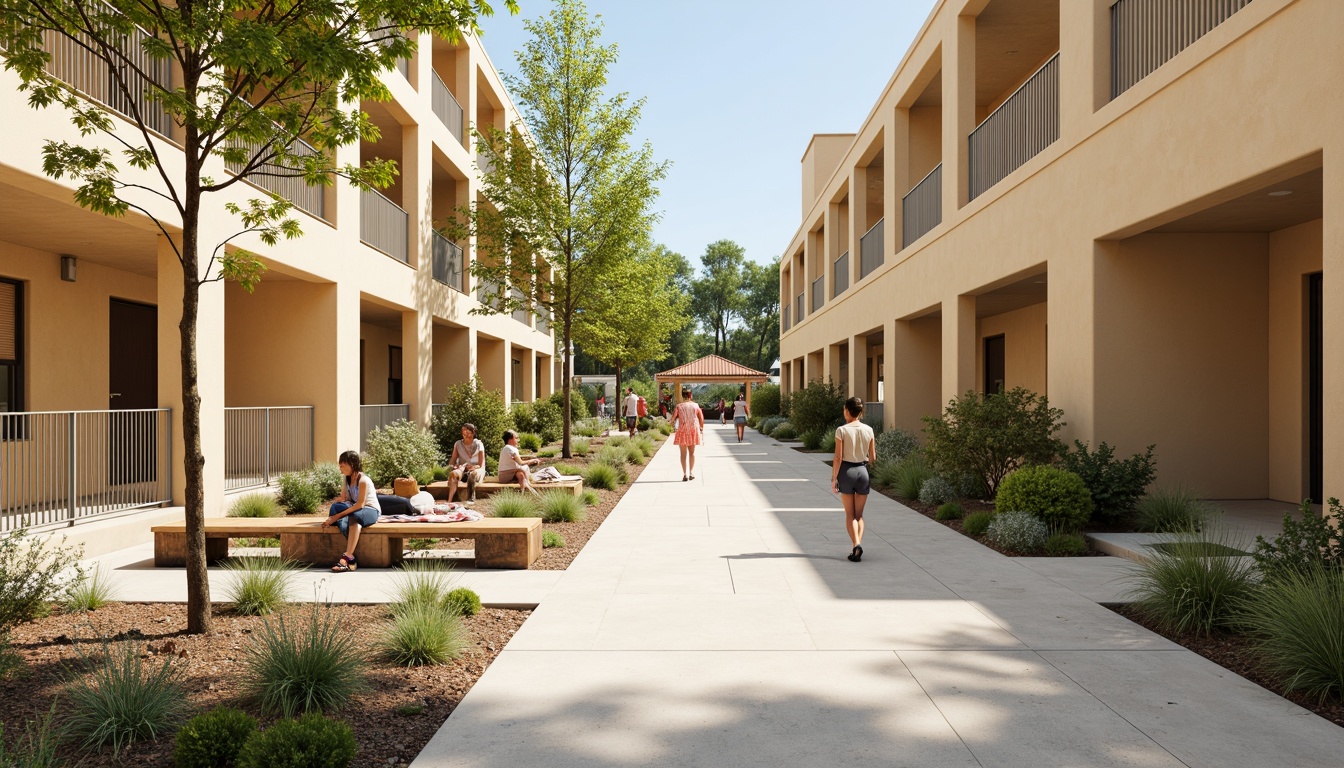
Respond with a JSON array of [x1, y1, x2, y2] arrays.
[[975, 0, 1060, 107], [1150, 168, 1323, 233]]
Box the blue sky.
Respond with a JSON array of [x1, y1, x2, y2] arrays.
[[475, 0, 936, 268]]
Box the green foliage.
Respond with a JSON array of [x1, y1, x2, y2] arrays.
[[962, 511, 995, 537], [987, 510, 1049, 553], [888, 453, 934, 501], [236, 713, 356, 768], [771, 422, 797, 441], [1252, 498, 1344, 582], [860, 413, 884, 436], [0, 634, 24, 680], [994, 465, 1093, 531], [757, 415, 785, 436], [875, 428, 919, 465], [691, 241, 747, 357], [552, 463, 583, 477], [1060, 440, 1157, 524], [923, 388, 1066, 496], [432, 377, 515, 461], [307, 463, 346, 501], [1126, 528, 1256, 636], [390, 560, 457, 614], [517, 433, 543, 452], [919, 476, 957, 506], [800, 431, 822, 450], [363, 419, 445, 487], [173, 706, 258, 768], [431, 465, 450, 482], [595, 445, 630, 468], [624, 443, 647, 465], [228, 493, 283, 519], [0, 528, 84, 635], [1135, 487, 1214, 533], [634, 436, 656, 455], [788, 379, 846, 438], [542, 530, 566, 548], [637, 416, 654, 431], [490, 489, 541, 518], [538, 490, 586, 523], [222, 559, 301, 616], [445, 587, 482, 618], [582, 462, 621, 491], [0, 702, 60, 768], [752, 384, 781, 418], [1044, 532, 1090, 557], [63, 639, 188, 756], [276, 471, 322, 515], [606, 434, 629, 447], [379, 602, 469, 667], [580, 489, 600, 507], [1243, 566, 1344, 702], [935, 502, 964, 521], [243, 605, 367, 717], [551, 389, 589, 423], [572, 438, 591, 456], [657, 420, 674, 436], [394, 702, 425, 716], [64, 566, 116, 612]]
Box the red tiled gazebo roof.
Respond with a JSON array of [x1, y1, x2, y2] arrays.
[[654, 354, 769, 383]]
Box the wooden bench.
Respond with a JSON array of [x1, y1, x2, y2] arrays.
[[151, 516, 542, 569], [424, 476, 583, 502]]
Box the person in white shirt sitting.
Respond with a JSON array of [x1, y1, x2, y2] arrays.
[[447, 422, 486, 502], [499, 429, 541, 495]]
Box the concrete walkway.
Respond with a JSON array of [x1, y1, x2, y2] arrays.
[[407, 424, 1343, 767]]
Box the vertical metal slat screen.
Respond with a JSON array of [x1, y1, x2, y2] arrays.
[[968, 53, 1059, 201], [360, 404, 411, 453], [225, 128, 328, 220], [811, 276, 824, 313], [224, 407, 315, 491], [432, 72, 465, 145], [360, 188, 409, 263], [431, 231, 466, 293], [902, 163, 943, 248], [1111, 0, 1254, 100], [832, 252, 849, 298], [859, 219, 885, 279]]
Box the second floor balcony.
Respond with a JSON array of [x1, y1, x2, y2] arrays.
[[968, 53, 1060, 201], [833, 251, 849, 298], [859, 219, 885, 279], [431, 231, 467, 293], [902, 163, 942, 248], [432, 71, 465, 145], [360, 187, 409, 263], [811, 275, 824, 313]]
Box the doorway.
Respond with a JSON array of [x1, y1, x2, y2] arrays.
[[388, 345, 403, 404], [984, 334, 1005, 395], [108, 299, 157, 484], [1308, 273, 1322, 503]]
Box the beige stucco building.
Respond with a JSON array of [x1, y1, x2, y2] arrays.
[[0, 26, 554, 546], [779, 0, 1338, 505]]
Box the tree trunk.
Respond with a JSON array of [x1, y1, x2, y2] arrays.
[[614, 362, 623, 425], [561, 316, 572, 459], [180, 168, 211, 635]]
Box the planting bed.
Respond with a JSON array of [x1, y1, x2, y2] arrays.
[[872, 489, 1108, 557]]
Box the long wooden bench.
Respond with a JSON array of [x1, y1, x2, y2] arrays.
[[424, 476, 583, 502], [151, 516, 542, 569]]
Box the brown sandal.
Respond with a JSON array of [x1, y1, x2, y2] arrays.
[[331, 554, 357, 573]]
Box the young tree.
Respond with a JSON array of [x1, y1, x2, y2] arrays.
[[462, 0, 667, 457], [690, 239, 746, 355], [0, 0, 512, 633], [735, 260, 780, 371]]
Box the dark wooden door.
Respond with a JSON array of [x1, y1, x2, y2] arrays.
[[388, 345, 403, 404], [984, 335, 1005, 395], [109, 299, 157, 484], [1309, 273, 1323, 503]]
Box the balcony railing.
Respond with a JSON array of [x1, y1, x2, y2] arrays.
[[432, 72, 465, 145], [902, 163, 942, 248], [224, 406, 314, 491], [969, 53, 1059, 200], [431, 231, 467, 293], [360, 404, 410, 453], [782, 305, 790, 332], [1111, 0, 1253, 99], [1, 408, 171, 532], [537, 310, 552, 335], [360, 188, 409, 262], [832, 252, 849, 298], [859, 219, 885, 279], [477, 276, 501, 306], [226, 132, 327, 220], [794, 293, 804, 325], [511, 287, 531, 326], [811, 276, 824, 313]]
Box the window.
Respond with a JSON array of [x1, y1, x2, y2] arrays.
[[0, 278, 23, 413], [388, 345, 403, 404]]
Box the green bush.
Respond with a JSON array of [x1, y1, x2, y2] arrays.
[[962, 511, 994, 537], [431, 465, 449, 482], [552, 463, 582, 477], [510, 401, 536, 438], [582, 462, 620, 491], [223, 558, 301, 616], [307, 463, 345, 501], [800, 430, 822, 450], [923, 388, 1065, 496], [243, 605, 367, 716], [860, 413, 884, 436], [379, 602, 469, 667], [987, 510, 1049, 553], [606, 434, 629, 447], [229, 493, 283, 518], [490, 490, 541, 518], [65, 566, 116, 612], [1126, 527, 1256, 636], [935, 502, 964, 521], [638, 416, 654, 431], [595, 445, 630, 468], [517, 432, 542, 453], [771, 422, 797, 441], [758, 415, 786, 436], [1044, 532, 1089, 556], [890, 452, 934, 500], [745, 414, 759, 428], [276, 471, 321, 515], [624, 443, 646, 465], [432, 376, 514, 462], [445, 587, 482, 617], [1243, 565, 1344, 702], [0, 528, 84, 634], [539, 449, 557, 458], [550, 388, 589, 423], [788, 379, 846, 438], [1135, 487, 1214, 533], [64, 639, 188, 756], [0, 702, 59, 768], [538, 490, 586, 523], [542, 531, 566, 548], [580, 489, 600, 507], [572, 437, 591, 456], [919, 476, 956, 506], [994, 465, 1093, 531], [173, 706, 258, 768], [236, 713, 356, 768], [752, 384, 781, 418], [1060, 440, 1157, 524], [390, 560, 455, 614], [485, 454, 499, 476], [657, 421, 674, 436], [635, 436, 656, 455], [1252, 498, 1344, 582], [875, 428, 919, 465], [363, 419, 445, 487]]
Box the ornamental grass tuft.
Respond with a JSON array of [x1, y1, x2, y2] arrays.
[[1126, 526, 1256, 637], [378, 602, 469, 667], [63, 638, 189, 756], [222, 558, 302, 616], [489, 489, 541, 518], [243, 604, 367, 716], [538, 490, 586, 523]]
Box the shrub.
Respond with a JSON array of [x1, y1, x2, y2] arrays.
[[1252, 498, 1344, 582], [243, 605, 366, 716], [173, 706, 258, 768], [923, 388, 1065, 496], [752, 383, 781, 418], [606, 435, 629, 447], [800, 430, 822, 450], [379, 602, 469, 667], [987, 510, 1049, 553], [65, 566, 117, 612], [1126, 527, 1256, 636], [860, 413, 884, 436], [745, 414, 759, 428], [1135, 487, 1214, 533], [771, 422, 797, 441], [307, 463, 345, 501], [0, 702, 59, 767], [820, 431, 838, 453], [0, 635, 24, 680], [552, 463, 582, 477], [1044, 532, 1089, 557], [638, 416, 654, 431], [510, 401, 536, 437], [276, 471, 322, 515], [962, 511, 994, 537], [236, 713, 356, 768], [554, 386, 591, 422], [64, 639, 188, 755], [390, 559, 455, 613], [582, 462, 620, 491], [223, 558, 301, 616], [635, 436, 656, 455], [432, 376, 514, 461], [1243, 566, 1344, 702], [539, 449, 557, 458], [229, 493, 283, 518], [624, 443, 647, 465], [517, 432, 542, 453], [994, 465, 1093, 531], [574, 419, 603, 438], [875, 428, 919, 465], [890, 452, 934, 500], [363, 419, 445, 487], [542, 530, 566, 548], [657, 420, 674, 436], [485, 454, 499, 476], [789, 379, 846, 437], [954, 471, 988, 501], [490, 490, 540, 518], [572, 438, 591, 456], [1060, 440, 1157, 524], [430, 465, 450, 482], [935, 502, 964, 521], [538, 490, 586, 523], [595, 445, 629, 468], [444, 587, 482, 617], [0, 528, 84, 634], [580, 489, 600, 507], [919, 476, 956, 506]]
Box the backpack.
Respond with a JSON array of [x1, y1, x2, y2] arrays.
[[637, 396, 647, 417]]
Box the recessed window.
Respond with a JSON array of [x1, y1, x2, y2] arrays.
[[0, 278, 23, 413]]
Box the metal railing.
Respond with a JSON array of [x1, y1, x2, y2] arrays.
[[226, 132, 327, 220], [1, 408, 171, 532], [864, 402, 884, 426], [511, 287, 531, 326], [782, 305, 790, 332], [902, 163, 942, 248], [832, 252, 849, 298], [432, 71, 465, 145], [859, 219, 885, 279], [794, 293, 805, 325], [477, 276, 501, 306], [431, 231, 467, 293], [537, 310, 552, 335], [1111, 0, 1253, 99], [969, 53, 1059, 200], [360, 404, 410, 453], [396, 57, 409, 79], [224, 406, 314, 491], [810, 276, 824, 313], [360, 187, 409, 262]]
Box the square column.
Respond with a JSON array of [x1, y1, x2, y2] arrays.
[[890, 316, 943, 434], [1060, 0, 1112, 137], [943, 12, 975, 212], [401, 308, 432, 427], [1321, 160, 1344, 510], [538, 353, 553, 399], [942, 295, 976, 404], [519, 345, 536, 402], [826, 343, 843, 391]]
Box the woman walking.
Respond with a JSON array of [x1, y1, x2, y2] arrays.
[[831, 397, 876, 562], [731, 390, 750, 443], [673, 388, 705, 481]]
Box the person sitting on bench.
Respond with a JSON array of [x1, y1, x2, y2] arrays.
[[499, 429, 541, 495], [447, 422, 486, 502], [325, 449, 380, 572]]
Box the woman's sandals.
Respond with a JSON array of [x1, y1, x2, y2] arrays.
[[847, 545, 863, 563], [332, 553, 358, 572]]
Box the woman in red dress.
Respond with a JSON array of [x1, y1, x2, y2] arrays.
[[672, 388, 705, 481]]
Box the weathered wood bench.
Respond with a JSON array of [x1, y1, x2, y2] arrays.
[[424, 476, 583, 502], [151, 516, 542, 569]]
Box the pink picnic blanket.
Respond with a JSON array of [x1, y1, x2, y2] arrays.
[[380, 505, 484, 523]]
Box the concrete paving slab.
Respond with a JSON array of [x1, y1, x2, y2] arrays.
[[1013, 556, 1142, 603]]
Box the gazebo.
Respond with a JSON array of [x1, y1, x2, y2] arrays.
[[654, 354, 770, 410]]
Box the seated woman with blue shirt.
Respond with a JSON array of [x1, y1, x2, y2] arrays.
[[325, 449, 381, 572]]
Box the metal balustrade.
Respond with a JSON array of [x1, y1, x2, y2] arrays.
[[226, 131, 327, 220], [224, 406, 314, 490], [477, 276, 501, 306], [432, 72, 465, 144], [511, 287, 531, 326], [360, 404, 410, 453], [969, 53, 1059, 200], [360, 188, 409, 262], [902, 164, 942, 248], [537, 310, 552, 335], [811, 276, 824, 313], [833, 252, 849, 298], [431, 231, 467, 293], [795, 294, 804, 325], [1112, 0, 1253, 99], [782, 305, 790, 332], [859, 219, 885, 279], [1, 408, 171, 532]]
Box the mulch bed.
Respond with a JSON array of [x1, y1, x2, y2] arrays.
[[1107, 603, 1344, 729], [871, 488, 1108, 557], [1, 602, 530, 767]]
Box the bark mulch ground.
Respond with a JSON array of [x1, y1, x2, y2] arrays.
[[1, 602, 529, 767], [1107, 603, 1344, 729]]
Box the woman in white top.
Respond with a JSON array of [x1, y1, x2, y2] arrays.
[[325, 450, 382, 572], [499, 429, 541, 495], [447, 423, 486, 502], [731, 391, 750, 443], [830, 397, 876, 563]]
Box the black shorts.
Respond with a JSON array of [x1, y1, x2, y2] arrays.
[[626, 416, 637, 428], [837, 461, 871, 496]]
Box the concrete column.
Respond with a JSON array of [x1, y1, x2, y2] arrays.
[[825, 343, 843, 389], [849, 164, 868, 285], [890, 316, 943, 434], [403, 120, 429, 271], [944, 12, 976, 212], [1320, 159, 1344, 512], [460, 43, 479, 296], [942, 295, 976, 404], [401, 308, 432, 427], [1060, 0, 1111, 141], [501, 339, 514, 403], [538, 354, 553, 399], [882, 317, 898, 429], [849, 334, 869, 401], [886, 114, 908, 255], [825, 202, 840, 300], [332, 281, 362, 454]]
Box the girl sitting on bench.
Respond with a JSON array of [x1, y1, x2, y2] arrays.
[[325, 449, 381, 572]]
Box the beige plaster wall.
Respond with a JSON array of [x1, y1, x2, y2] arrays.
[[908, 106, 943, 187], [359, 323, 402, 405], [225, 281, 338, 409], [889, 315, 941, 434], [801, 134, 855, 216], [976, 302, 1047, 396], [1267, 218, 1323, 502]]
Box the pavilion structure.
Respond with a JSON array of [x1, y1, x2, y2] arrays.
[[654, 354, 770, 409]]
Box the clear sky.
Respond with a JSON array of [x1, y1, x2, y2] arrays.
[[475, 0, 937, 268]]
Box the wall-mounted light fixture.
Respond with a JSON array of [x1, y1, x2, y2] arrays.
[[60, 255, 77, 282]]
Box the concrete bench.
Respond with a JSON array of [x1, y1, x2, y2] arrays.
[[151, 516, 542, 569], [424, 476, 583, 502]]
